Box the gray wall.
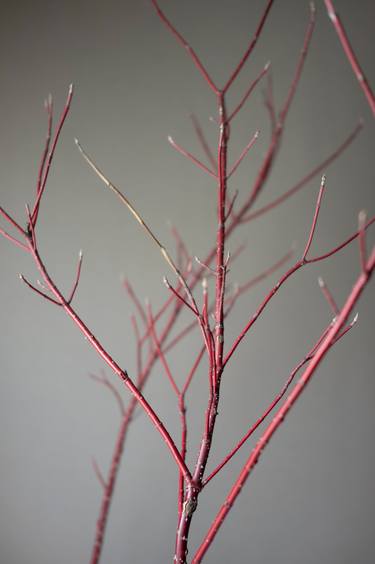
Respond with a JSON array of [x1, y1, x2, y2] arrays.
[[0, 1, 374, 563]]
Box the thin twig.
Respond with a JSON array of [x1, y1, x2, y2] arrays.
[[318, 277, 339, 315], [223, 0, 274, 92], [151, 0, 219, 93], [324, 0, 375, 116], [75, 139, 199, 315], [228, 62, 270, 122], [190, 114, 217, 170], [168, 136, 217, 178], [302, 175, 326, 261], [240, 121, 362, 223], [227, 131, 259, 179], [91, 457, 106, 490], [89, 371, 126, 416], [67, 250, 83, 304], [31, 84, 74, 225]]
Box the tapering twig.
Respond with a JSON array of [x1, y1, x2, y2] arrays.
[[358, 210, 368, 273], [75, 139, 199, 315], [223, 0, 274, 92], [318, 277, 339, 315], [240, 121, 362, 223], [67, 250, 83, 304], [302, 175, 326, 261], [168, 136, 217, 178], [36, 94, 53, 198], [190, 114, 217, 170], [89, 371, 126, 416], [151, 0, 219, 93], [91, 457, 106, 490], [31, 84, 74, 225], [324, 0, 375, 116], [19, 274, 62, 305], [228, 62, 270, 122], [227, 131, 259, 179]]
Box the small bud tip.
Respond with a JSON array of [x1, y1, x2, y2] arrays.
[[358, 209, 367, 225], [352, 312, 359, 324], [318, 276, 325, 288]]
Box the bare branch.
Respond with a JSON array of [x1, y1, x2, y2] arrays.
[[324, 0, 375, 116], [168, 136, 217, 178], [151, 0, 218, 93]]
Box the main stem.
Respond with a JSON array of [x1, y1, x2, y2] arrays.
[[174, 93, 229, 563]]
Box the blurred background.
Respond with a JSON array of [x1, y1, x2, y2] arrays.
[[0, 1, 374, 562]]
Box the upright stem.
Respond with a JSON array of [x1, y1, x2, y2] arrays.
[[215, 92, 229, 378], [174, 93, 229, 564]]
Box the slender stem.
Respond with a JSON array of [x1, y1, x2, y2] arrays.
[[223, 0, 274, 93], [228, 63, 270, 123], [90, 299, 183, 564], [0, 228, 28, 250], [227, 131, 259, 179], [318, 277, 339, 315], [151, 0, 218, 94], [301, 175, 326, 261], [241, 121, 362, 223], [190, 114, 217, 170], [168, 136, 217, 178], [36, 95, 53, 197], [90, 404, 135, 564], [0, 206, 26, 236], [31, 85, 74, 225], [324, 0, 375, 116]]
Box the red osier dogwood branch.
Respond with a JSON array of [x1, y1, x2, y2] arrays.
[[1, 1, 374, 563]]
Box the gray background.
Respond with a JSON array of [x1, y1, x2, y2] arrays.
[[0, 1, 374, 563]]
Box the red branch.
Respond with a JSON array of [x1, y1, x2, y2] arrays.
[[2, 3, 374, 563], [324, 0, 375, 116]]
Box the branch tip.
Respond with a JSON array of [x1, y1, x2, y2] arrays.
[[358, 209, 367, 227], [318, 276, 325, 288], [44, 94, 53, 110]]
